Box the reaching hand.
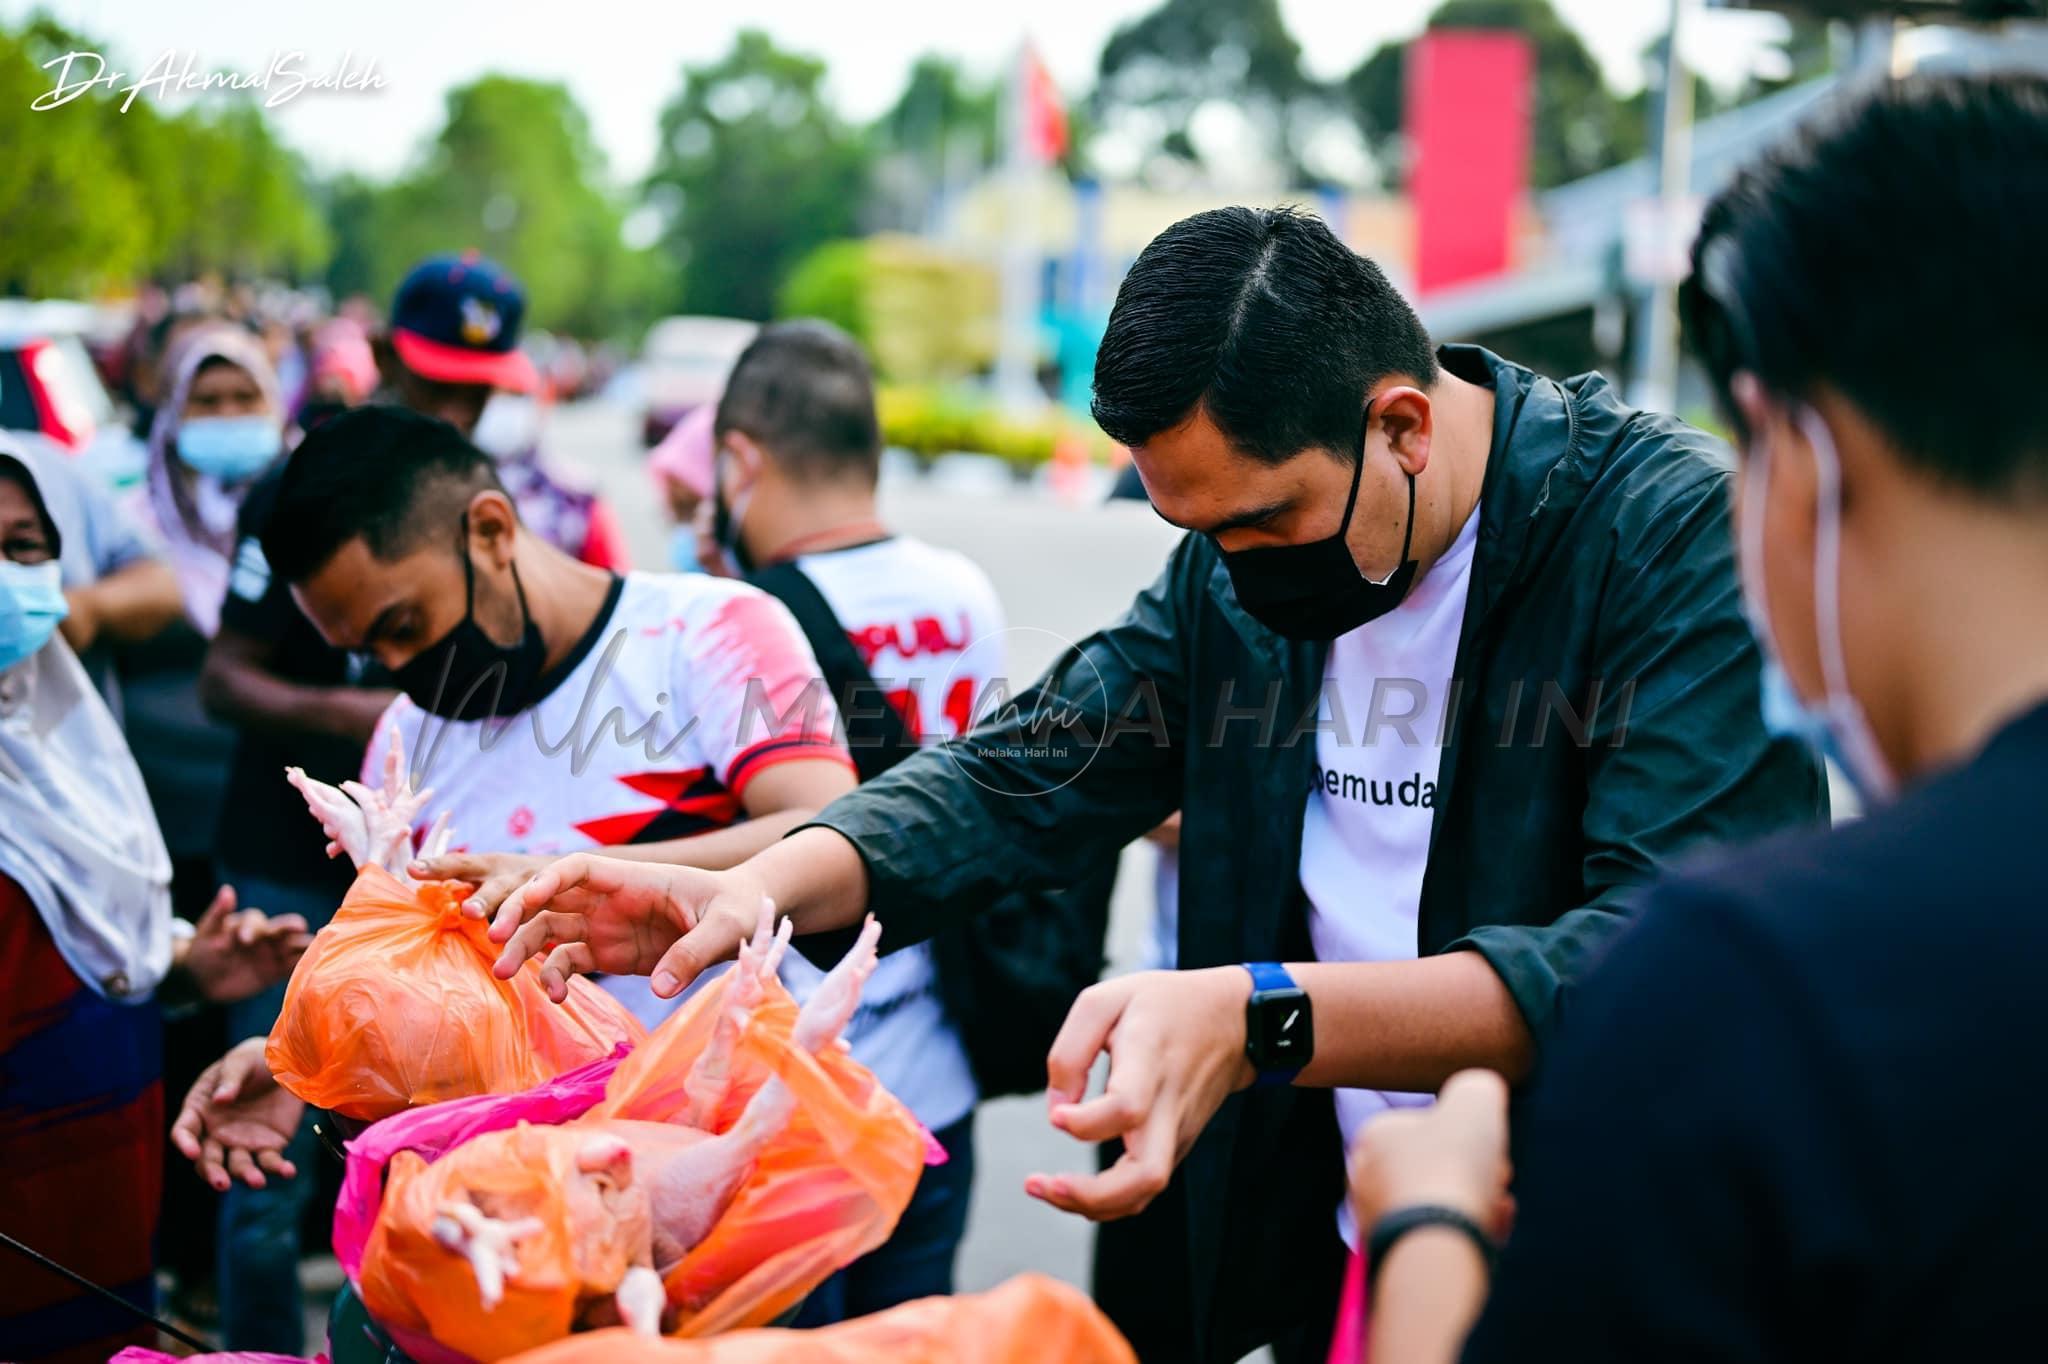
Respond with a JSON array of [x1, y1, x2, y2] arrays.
[[407, 849, 549, 922], [170, 1036, 307, 1192], [177, 885, 311, 1004], [1025, 967, 1255, 1221], [486, 853, 769, 1003], [1347, 1069, 1514, 1239]]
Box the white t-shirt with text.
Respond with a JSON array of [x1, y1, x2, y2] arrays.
[[1297, 504, 1481, 1244]]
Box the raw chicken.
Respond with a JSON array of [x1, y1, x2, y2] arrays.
[[287, 721, 449, 882], [377, 904, 882, 1352]]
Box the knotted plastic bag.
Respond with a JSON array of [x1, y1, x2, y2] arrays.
[[266, 865, 646, 1120], [499, 1274, 1137, 1364], [341, 965, 929, 1362]]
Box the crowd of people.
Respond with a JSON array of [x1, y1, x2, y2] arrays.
[[2, 68, 2042, 1364]]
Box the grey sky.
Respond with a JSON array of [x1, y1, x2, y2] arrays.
[[8, 0, 1784, 183]]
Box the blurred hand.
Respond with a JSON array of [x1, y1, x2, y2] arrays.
[[170, 1037, 305, 1192], [1024, 967, 1253, 1221], [177, 885, 311, 1004], [486, 853, 768, 1002], [408, 849, 548, 921], [1143, 811, 1182, 850], [59, 584, 103, 653], [1347, 1069, 1515, 1238]]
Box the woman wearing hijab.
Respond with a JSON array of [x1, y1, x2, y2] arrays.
[[116, 322, 294, 1322], [0, 443, 309, 1364]]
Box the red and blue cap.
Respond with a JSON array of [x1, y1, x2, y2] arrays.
[[389, 250, 538, 393]]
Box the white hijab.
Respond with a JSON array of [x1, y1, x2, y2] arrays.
[[0, 443, 174, 1001]]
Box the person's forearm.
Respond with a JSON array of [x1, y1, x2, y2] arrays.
[[199, 658, 393, 743], [1366, 1226, 1491, 1364], [600, 808, 815, 873], [81, 561, 184, 643], [1292, 953, 1534, 1091], [741, 826, 872, 933]]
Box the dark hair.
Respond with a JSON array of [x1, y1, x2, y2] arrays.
[[715, 321, 882, 483], [1091, 206, 1439, 465], [262, 404, 505, 582], [1683, 72, 2048, 499]]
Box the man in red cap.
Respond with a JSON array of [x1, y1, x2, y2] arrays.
[[379, 251, 627, 572]]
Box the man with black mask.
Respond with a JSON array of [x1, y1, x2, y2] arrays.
[[461, 208, 1824, 1361]]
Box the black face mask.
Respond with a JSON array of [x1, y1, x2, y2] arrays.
[[710, 448, 756, 576], [1218, 409, 1418, 642], [391, 521, 549, 720]]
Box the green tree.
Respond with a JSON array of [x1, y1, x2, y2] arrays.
[[343, 75, 649, 335], [1093, 0, 1325, 182], [1344, 0, 1642, 190], [646, 31, 871, 322]]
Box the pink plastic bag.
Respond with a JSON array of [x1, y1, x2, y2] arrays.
[[111, 1353, 326, 1364], [1325, 1246, 1368, 1364]]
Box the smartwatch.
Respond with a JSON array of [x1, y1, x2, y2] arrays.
[[1240, 961, 1313, 1086]]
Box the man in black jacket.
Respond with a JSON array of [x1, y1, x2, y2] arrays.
[[484, 208, 1825, 1360]]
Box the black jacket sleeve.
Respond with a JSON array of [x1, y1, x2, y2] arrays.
[[1448, 466, 1828, 1044]]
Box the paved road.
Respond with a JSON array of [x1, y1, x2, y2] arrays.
[[554, 397, 1189, 1300]]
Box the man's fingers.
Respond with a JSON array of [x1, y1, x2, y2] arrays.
[[493, 909, 586, 980], [1049, 1085, 1149, 1144], [257, 1148, 298, 1181], [226, 1146, 267, 1190], [489, 854, 594, 941], [199, 1138, 230, 1192], [194, 885, 236, 937], [411, 852, 484, 883], [460, 873, 525, 921], [1436, 1068, 1511, 1146], [539, 942, 597, 1003], [1025, 1136, 1172, 1221], [649, 916, 742, 999], [1043, 982, 1132, 1109], [170, 1107, 203, 1160]]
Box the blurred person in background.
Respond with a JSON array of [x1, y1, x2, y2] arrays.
[[0, 432, 181, 721], [648, 401, 715, 573], [1341, 71, 2048, 1364], [195, 343, 395, 1351], [376, 252, 629, 571], [0, 446, 306, 1364], [298, 317, 379, 432], [118, 321, 293, 1324]]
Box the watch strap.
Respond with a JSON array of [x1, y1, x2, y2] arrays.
[[1365, 1204, 1497, 1288]]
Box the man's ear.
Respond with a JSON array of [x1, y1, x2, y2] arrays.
[[1372, 385, 1433, 477], [464, 489, 520, 568], [721, 430, 769, 492]]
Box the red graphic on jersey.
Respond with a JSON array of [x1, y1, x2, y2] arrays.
[[572, 768, 742, 846], [507, 806, 536, 839], [847, 612, 973, 668]]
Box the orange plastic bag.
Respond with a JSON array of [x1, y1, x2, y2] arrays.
[[357, 965, 927, 1361], [266, 866, 646, 1120], [501, 1274, 1137, 1364]]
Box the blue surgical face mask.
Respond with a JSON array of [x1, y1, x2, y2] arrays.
[[667, 524, 703, 574], [1738, 407, 1897, 806], [176, 414, 282, 481], [0, 560, 69, 671]]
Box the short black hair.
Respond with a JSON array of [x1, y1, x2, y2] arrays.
[[1683, 72, 2048, 500], [1091, 206, 1439, 466], [715, 321, 881, 483], [263, 404, 505, 583]]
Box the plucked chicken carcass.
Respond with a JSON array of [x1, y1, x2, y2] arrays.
[[267, 727, 645, 1121], [361, 908, 894, 1360]]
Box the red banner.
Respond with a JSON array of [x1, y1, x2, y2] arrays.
[[1406, 29, 1533, 295]]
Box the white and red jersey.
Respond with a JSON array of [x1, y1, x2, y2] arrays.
[[365, 571, 851, 860], [785, 536, 1006, 1133]]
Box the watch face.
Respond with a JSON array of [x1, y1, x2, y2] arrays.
[[1250, 987, 1313, 1066]]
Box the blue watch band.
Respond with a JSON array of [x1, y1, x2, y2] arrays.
[[1241, 961, 1309, 1087], [1243, 960, 1298, 995]]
